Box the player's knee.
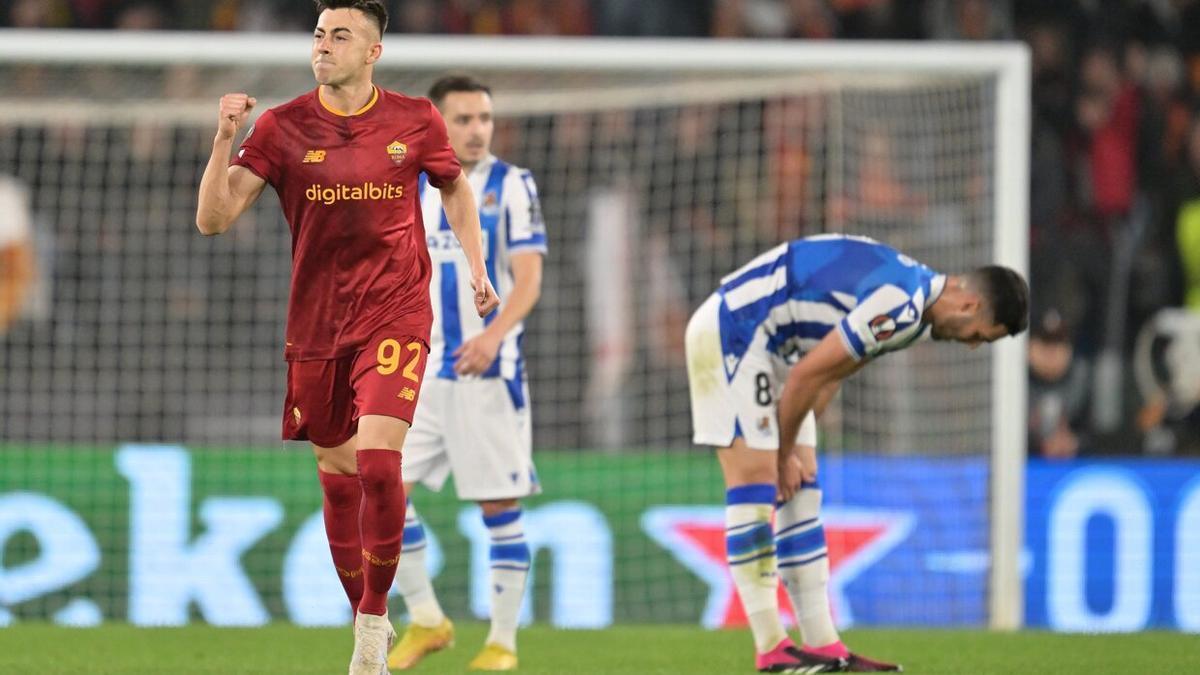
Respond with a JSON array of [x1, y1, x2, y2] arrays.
[[356, 414, 410, 451], [322, 481, 359, 510], [313, 443, 357, 475], [732, 465, 777, 486], [479, 499, 519, 517], [358, 454, 402, 497], [717, 444, 778, 487]]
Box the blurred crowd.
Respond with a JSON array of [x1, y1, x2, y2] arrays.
[[3, 0, 1200, 456]]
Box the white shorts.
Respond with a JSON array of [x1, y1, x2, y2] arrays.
[[403, 377, 541, 501], [686, 293, 817, 451]]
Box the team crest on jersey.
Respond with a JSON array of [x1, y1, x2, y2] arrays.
[[868, 315, 896, 340], [386, 140, 408, 165], [480, 190, 501, 215]]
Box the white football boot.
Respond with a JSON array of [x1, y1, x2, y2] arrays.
[[349, 611, 396, 675]]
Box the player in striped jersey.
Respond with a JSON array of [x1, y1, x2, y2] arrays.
[[388, 75, 546, 672], [686, 234, 1028, 673]]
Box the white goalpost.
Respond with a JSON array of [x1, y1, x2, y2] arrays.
[[0, 31, 1028, 629]]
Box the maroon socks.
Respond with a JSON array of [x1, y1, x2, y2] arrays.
[[355, 449, 405, 616], [317, 470, 365, 613]]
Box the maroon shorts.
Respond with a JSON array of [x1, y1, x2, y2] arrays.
[[282, 326, 430, 448]]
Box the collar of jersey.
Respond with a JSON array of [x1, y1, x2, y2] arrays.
[[466, 153, 497, 177], [316, 85, 380, 119], [926, 274, 947, 310]]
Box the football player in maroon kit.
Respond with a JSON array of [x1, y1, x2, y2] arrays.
[[195, 1, 499, 672]]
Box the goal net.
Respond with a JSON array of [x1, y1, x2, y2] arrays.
[[0, 34, 1027, 629]]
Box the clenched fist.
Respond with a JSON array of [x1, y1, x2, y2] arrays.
[[216, 93, 257, 141], [472, 274, 500, 318]]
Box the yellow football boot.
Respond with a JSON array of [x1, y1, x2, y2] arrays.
[[386, 618, 455, 670], [467, 643, 518, 671]]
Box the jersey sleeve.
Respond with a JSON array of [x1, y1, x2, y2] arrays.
[[230, 109, 281, 185], [420, 100, 462, 188], [836, 283, 924, 361], [503, 168, 548, 255]]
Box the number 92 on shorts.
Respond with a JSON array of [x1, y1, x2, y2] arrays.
[[282, 329, 430, 448]]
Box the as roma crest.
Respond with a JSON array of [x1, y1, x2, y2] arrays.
[[386, 140, 407, 165]]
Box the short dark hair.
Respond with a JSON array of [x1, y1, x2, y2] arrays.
[[969, 265, 1029, 336], [427, 74, 492, 107], [313, 0, 388, 36]]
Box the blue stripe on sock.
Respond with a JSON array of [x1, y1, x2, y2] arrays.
[[483, 509, 522, 528], [729, 550, 776, 566], [775, 517, 819, 538], [402, 524, 426, 547], [726, 484, 775, 505], [726, 522, 774, 558], [490, 542, 531, 564], [403, 542, 428, 553], [776, 525, 826, 559], [801, 479, 820, 489], [492, 533, 525, 542], [778, 552, 828, 569]]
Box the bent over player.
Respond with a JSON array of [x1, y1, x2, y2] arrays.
[[387, 75, 547, 672], [195, 2, 498, 673], [685, 234, 1027, 673]]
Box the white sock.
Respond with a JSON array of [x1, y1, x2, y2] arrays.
[[483, 507, 529, 653], [394, 500, 445, 627], [726, 484, 787, 654], [775, 483, 841, 649]]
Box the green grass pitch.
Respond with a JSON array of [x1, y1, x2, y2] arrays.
[[0, 623, 1196, 674]]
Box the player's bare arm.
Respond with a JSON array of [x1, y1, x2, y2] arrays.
[[196, 93, 267, 235], [439, 172, 500, 317], [814, 380, 840, 417], [454, 250, 542, 376], [778, 380, 841, 486], [776, 330, 865, 501]]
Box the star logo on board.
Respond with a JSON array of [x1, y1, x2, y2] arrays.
[[641, 505, 914, 628]]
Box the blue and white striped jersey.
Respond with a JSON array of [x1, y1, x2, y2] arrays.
[[420, 154, 547, 396], [716, 234, 945, 366]]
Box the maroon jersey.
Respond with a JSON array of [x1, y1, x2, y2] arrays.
[[232, 86, 461, 360]]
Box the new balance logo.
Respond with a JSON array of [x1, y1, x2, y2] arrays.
[[302, 149, 326, 163], [398, 387, 416, 401]]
